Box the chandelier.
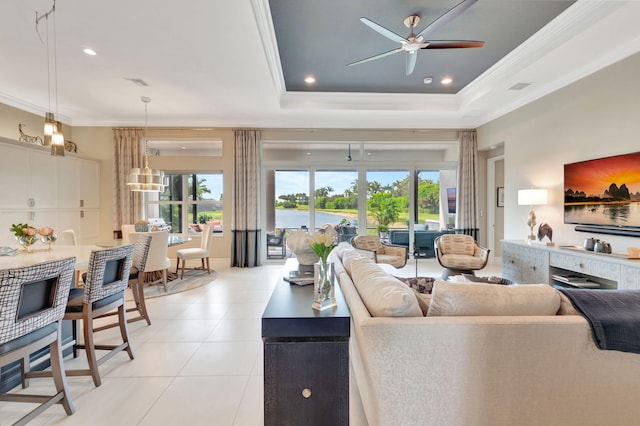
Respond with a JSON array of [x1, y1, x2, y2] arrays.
[[36, 0, 65, 156], [127, 97, 167, 192]]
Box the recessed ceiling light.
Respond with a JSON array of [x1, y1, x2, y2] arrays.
[[304, 75, 316, 84], [181, 146, 187, 150], [441, 77, 453, 85], [423, 77, 433, 85], [83, 48, 97, 56]]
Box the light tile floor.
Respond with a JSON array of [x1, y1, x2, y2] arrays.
[[0, 257, 502, 425]]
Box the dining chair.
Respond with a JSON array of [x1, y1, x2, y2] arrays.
[[121, 224, 136, 247], [92, 234, 154, 331], [175, 224, 214, 279], [127, 234, 154, 324], [129, 230, 171, 292], [59, 229, 83, 285], [59, 229, 78, 245], [0, 257, 76, 424], [33, 245, 135, 387]]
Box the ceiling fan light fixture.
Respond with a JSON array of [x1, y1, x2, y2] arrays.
[[347, 0, 483, 75]]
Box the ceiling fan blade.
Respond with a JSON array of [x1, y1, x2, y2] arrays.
[[416, 0, 478, 40], [422, 40, 485, 49], [347, 47, 403, 67], [406, 52, 417, 75], [359, 17, 406, 44]]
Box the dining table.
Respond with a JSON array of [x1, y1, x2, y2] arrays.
[[95, 235, 191, 248]]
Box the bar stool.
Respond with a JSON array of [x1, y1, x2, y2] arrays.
[[30, 245, 135, 387], [92, 234, 153, 330], [0, 257, 76, 424]]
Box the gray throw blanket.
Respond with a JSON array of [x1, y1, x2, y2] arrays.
[[559, 288, 640, 354]]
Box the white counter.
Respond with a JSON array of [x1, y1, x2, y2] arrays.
[[0, 245, 103, 269]]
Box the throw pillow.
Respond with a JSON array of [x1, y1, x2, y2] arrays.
[[427, 280, 561, 317], [350, 257, 422, 317], [395, 276, 435, 294], [462, 274, 513, 285]]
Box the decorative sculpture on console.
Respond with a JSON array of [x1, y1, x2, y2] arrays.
[[537, 223, 554, 246]]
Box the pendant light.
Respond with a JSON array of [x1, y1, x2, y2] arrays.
[[127, 97, 167, 192], [36, 0, 64, 156]]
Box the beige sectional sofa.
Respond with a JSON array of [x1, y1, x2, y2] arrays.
[[331, 243, 640, 426]]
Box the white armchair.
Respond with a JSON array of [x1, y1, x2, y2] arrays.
[[175, 224, 214, 279], [129, 230, 171, 291]]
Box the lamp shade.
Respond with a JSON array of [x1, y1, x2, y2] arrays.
[[518, 189, 548, 206], [127, 166, 168, 192]]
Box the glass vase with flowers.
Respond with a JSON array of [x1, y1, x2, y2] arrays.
[[10, 223, 38, 253], [309, 232, 337, 311], [38, 226, 58, 250]]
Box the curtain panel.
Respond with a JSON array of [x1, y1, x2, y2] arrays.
[[456, 130, 479, 234], [231, 129, 262, 267], [113, 128, 144, 232]]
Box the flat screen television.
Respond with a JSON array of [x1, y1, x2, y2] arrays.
[[564, 151, 640, 233]]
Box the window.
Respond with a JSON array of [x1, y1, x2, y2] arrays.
[[147, 173, 223, 235], [366, 170, 409, 234], [262, 141, 458, 245]]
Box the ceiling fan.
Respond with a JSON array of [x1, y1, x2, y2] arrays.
[[347, 0, 484, 76]]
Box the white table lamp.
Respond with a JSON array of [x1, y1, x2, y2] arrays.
[[518, 189, 548, 241]]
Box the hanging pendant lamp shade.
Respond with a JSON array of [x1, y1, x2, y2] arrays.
[[43, 112, 55, 146], [37, 0, 64, 156], [51, 120, 65, 156], [127, 97, 167, 192]]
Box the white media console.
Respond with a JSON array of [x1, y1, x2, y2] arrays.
[[502, 240, 640, 290]]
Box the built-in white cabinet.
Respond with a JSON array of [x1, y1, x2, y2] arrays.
[[0, 143, 30, 209], [502, 240, 640, 289], [0, 138, 100, 247], [501, 241, 549, 283]]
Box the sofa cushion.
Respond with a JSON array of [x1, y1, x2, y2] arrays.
[[427, 280, 561, 317], [350, 257, 422, 317], [341, 249, 363, 277], [334, 242, 354, 260], [413, 291, 431, 316]]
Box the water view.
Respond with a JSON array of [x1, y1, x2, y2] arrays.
[[276, 209, 357, 230]]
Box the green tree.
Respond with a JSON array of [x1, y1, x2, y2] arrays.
[[315, 186, 334, 198], [367, 192, 401, 230], [418, 181, 440, 214]]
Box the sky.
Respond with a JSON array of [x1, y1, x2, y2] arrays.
[[275, 170, 440, 198]]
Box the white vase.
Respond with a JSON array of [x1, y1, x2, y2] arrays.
[[312, 261, 336, 311]]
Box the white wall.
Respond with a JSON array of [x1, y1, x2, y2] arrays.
[[478, 52, 640, 252]]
